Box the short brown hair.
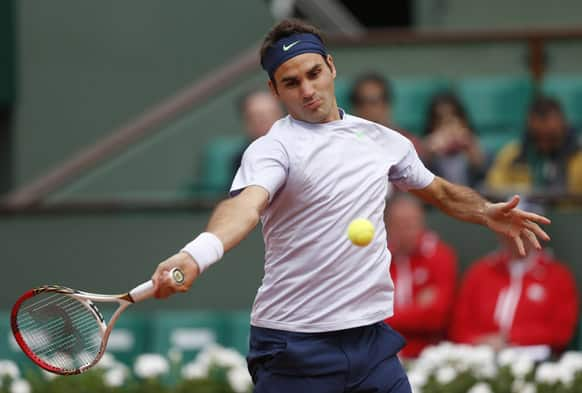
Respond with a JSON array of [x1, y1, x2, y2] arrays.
[[260, 19, 325, 67], [529, 95, 564, 118]]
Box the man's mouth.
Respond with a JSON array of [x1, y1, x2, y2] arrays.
[[304, 98, 321, 109]]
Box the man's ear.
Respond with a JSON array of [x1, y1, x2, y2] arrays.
[[326, 54, 337, 79], [268, 79, 279, 96]]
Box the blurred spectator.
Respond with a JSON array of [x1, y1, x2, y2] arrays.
[[423, 92, 487, 186], [384, 193, 457, 358], [349, 72, 427, 158], [486, 96, 582, 195], [185, 89, 282, 197], [450, 231, 579, 354], [232, 89, 284, 177]]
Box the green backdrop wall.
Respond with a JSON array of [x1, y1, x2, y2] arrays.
[[14, 0, 274, 187]]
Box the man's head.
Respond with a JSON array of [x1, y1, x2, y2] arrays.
[[260, 19, 338, 123], [385, 193, 426, 257], [350, 73, 392, 126], [527, 96, 568, 155], [237, 89, 283, 140]]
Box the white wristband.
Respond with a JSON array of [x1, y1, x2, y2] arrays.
[[180, 232, 224, 273]]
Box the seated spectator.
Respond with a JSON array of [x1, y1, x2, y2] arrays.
[[449, 230, 579, 354], [384, 194, 457, 358], [349, 72, 427, 158], [486, 96, 582, 195], [232, 89, 284, 176], [184, 89, 283, 197], [423, 92, 487, 186]]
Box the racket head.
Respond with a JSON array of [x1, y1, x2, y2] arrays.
[[11, 285, 108, 375]]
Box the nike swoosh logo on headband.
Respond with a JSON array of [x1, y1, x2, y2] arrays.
[[282, 41, 300, 51]]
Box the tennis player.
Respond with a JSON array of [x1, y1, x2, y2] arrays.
[[152, 19, 551, 393]]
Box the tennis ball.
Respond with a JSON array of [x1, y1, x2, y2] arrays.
[[347, 218, 375, 247]]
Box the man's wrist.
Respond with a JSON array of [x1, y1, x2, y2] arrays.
[[178, 251, 201, 276], [180, 232, 224, 273]]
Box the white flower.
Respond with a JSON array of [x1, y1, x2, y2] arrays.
[[207, 345, 247, 369], [514, 380, 537, 393], [511, 356, 534, 378], [512, 379, 525, 393], [521, 382, 537, 393], [407, 370, 428, 389], [557, 367, 574, 386], [468, 382, 493, 393], [413, 343, 452, 373], [435, 366, 457, 385], [560, 351, 582, 373], [95, 352, 117, 369], [103, 364, 129, 388], [465, 346, 497, 377], [10, 379, 30, 393], [134, 354, 170, 378], [0, 360, 20, 380], [181, 362, 209, 380], [227, 366, 253, 393], [168, 348, 183, 364], [410, 386, 422, 393], [498, 348, 519, 367], [535, 362, 560, 384]]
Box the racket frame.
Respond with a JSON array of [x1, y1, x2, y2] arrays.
[[11, 268, 183, 375], [11, 285, 132, 375]]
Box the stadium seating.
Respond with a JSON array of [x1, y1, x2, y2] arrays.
[[478, 128, 523, 156], [541, 75, 582, 129], [455, 76, 534, 135], [391, 77, 451, 135], [185, 135, 247, 198]]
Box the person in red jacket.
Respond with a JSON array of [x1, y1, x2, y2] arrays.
[[450, 237, 579, 353], [384, 194, 458, 358]]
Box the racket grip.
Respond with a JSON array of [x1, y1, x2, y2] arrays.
[[129, 268, 185, 303], [129, 281, 155, 303]]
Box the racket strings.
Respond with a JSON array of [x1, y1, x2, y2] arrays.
[[15, 292, 104, 371]]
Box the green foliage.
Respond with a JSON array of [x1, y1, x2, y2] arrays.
[[174, 379, 234, 393], [27, 370, 110, 393], [0, 376, 12, 393], [422, 371, 478, 393]]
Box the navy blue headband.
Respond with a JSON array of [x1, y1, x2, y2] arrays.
[[261, 33, 327, 79]]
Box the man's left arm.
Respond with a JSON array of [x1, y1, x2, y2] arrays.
[[409, 176, 551, 256]]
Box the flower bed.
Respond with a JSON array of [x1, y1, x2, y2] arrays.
[[0, 345, 252, 393], [2, 342, 582, 392], [407, 342, 582, 393]]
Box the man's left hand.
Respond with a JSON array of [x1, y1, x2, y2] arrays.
[[484, 195, 551, 256]]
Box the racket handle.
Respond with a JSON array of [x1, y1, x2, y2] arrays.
[[129, 281, 155, 303], [129, 268, 185, 303]]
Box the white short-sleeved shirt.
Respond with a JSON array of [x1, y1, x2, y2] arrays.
[[230, 111, 434, 332]]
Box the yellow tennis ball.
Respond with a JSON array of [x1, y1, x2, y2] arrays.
[[347, 218, 375, 247]]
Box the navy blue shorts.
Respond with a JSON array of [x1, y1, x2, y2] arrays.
[[247, 321, 411, 393]]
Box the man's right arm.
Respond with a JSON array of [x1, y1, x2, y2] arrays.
[[152, 185, 269, 298], [206, 185, 269, 251]]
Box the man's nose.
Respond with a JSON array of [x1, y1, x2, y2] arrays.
[[300, 81, 315, 99]]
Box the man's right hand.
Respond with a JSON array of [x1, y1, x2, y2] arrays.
[[152, 252, 200, 299]]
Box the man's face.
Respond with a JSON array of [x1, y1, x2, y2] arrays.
[[386, 199, 425, 257], [243, 92, 283, 140], [528, 111, 567, 155], [268, 53, 338, 123], [353, 81, 391, 125]]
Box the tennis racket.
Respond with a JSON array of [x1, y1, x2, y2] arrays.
[[10, 267, 185, 375]]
